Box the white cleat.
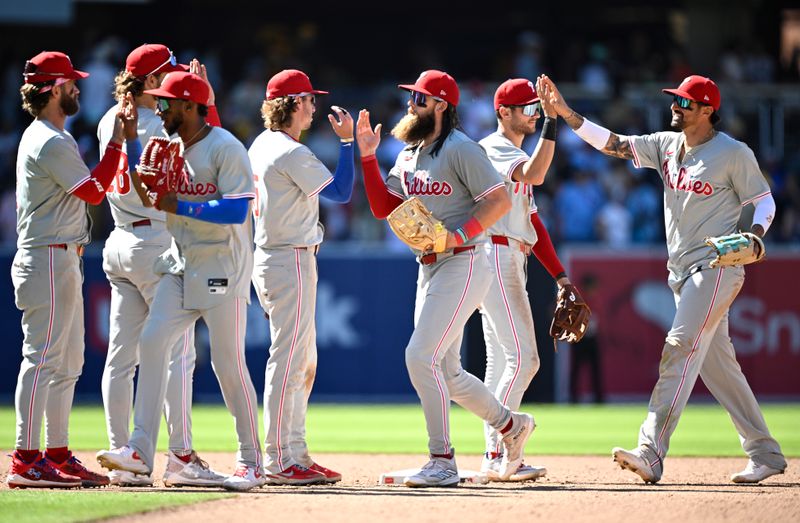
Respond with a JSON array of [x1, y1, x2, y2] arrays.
[[222, 463, 266, 491], [404, 456, 459, 488], [96, 446, 150, 475], [612, 447, 659, 484], [482, 453, 546, 482], [108, 469, 153, 487], [499, 413, 535, 480], [163, 451, 227, 487], [731, 460, 784, 484]]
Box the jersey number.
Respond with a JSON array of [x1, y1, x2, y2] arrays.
[[108, 154, 131, 195]]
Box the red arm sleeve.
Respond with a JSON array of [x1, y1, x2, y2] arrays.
[[530, 212, 566, 279], [361, 154, 403, 219], [206, 105, 221, 127], [71, 142, 123, 205]]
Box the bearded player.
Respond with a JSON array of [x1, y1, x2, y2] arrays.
[[356, 70, 536, 488], [542, 74, 786, 484]]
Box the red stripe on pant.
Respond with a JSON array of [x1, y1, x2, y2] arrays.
[[234, 297, 261, 467]]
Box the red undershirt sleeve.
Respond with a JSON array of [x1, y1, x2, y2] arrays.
[[71, 142, 123, 205], [530, 212, 566, 278], [361, 154, 403, 219]]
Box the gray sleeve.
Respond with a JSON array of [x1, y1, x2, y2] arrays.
[[37, 135, 91, 193], [451, 140, 504, 201], [485, 142, 528, 182], [283, 145, 333, 197], [216, 141, 256, 199], [730, 145, 771, 206], [627, 133, 664, 172]]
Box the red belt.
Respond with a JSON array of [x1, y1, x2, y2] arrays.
[[48, 244, 85, 256], [491, 235, 532, 254], [295, 245, 320, 255], [420, 245, 474, 266], [132, 219, 151, 227]]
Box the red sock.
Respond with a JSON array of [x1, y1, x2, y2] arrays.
[[173, 451, 192, 463], [431, 451, 453, 460], [16, 449, 40, 463], [500, 418, 514, 434], [45, 447, 70, 463]]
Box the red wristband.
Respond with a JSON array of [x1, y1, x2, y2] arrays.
[[462, 217, 483, 239]]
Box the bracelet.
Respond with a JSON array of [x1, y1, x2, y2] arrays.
[[340, 137, 354, 143], [541, 117, 557, 141]]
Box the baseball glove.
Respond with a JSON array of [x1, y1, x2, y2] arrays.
[[387, 196, 448, 253], [705, 232, 765, 268], [549, 284, 591, 343], [138, 136, 186, 209]]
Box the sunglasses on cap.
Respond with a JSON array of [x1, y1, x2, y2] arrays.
[[409, 91, 443, 108], [146, 51, 177, 77]]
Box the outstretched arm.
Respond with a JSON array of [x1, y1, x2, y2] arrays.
[[356, 109, 403, 218], [540, 75, 634, 161]]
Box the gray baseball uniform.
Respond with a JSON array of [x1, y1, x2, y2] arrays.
[[97, 105, 195, 453], [249, 129, 335, 472], [478, 131, 540, 456], [627, 130, 786, 475], [13, 119, 91, 450], [386, 129, 514, 456], [127, 126, 261, 472]]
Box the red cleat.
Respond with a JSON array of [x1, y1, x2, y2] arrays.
[[267, 464, 325, 485], [46, 451, 110, 488], [7, 451, 81, 489], [309, 462, 342, 483]]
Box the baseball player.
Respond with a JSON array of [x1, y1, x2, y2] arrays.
[[250, 69, 354, 485], [542, 74, 787, 484], [96, 44, 230, 487], [96, 72, 264, 491], [478, 77, 581, 481], [8, 51, 134, 488], [355, 70, 536, 488]]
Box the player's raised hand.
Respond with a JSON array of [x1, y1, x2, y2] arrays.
[[356, 109, 382, 157], [119, 92, 139, 140], [328, 106, 354, 140], [536, 76, 555, 119], [190, 58, 215, 106], [539, 75, 571, 119]]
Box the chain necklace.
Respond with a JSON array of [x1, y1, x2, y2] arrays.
[[183, 124, 209, 148]]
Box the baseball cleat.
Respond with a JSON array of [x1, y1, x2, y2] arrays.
[[46, 451, 109, 488], [96, 446, 150, 475], [499, 412, 535, 480], [403, 455, 459, 488], [163, 451, 227, 487], [7, 451, 82, 489], [309, 462, 342, 484], [730, 460, 784, 484], [222, 463, 266, 491], [108, 469, 153, 487], [482, 453, 546, 482], [266, 464, 326, 486], [612, 447, 659, 484]]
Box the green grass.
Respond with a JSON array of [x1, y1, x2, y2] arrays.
[[0, 491, 232, 523], [1, 403, 798, 457]]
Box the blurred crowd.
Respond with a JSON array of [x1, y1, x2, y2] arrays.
[[1, 30, 799, 250]]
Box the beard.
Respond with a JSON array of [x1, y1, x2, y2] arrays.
[[164, 112, 183, 135], [510, 118, 537, 136], [669, 112, 686, 131], [391, 110, 436, 144], [59, 91, 79, 116]]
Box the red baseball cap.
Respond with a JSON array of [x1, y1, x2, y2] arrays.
[[494, 78, 539, 110], [143, 72, 210, 105], [126, 44, 187, 78], [662, 75, 720, 111], [399, 70, 460, 107], [23, 51, 88, 84], [266, 69, 328, 100]]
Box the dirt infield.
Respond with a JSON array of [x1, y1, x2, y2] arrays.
[[2, 452, 798, 522]]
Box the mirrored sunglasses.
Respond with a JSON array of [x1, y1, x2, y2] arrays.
[[673, 95, 694, 109], [156, 98, 172, 112], [409, 91, 443, 108]]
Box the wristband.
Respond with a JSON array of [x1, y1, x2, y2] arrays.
[[107, 141, 123, 153], [453, 228, 469, 246], [340, 137, 354, 143], [574, 117, 612, 150], [541, 117, 557, 141], [555, 272, 567, 280], [126, 138, 142, 173], [454, 217, 483, 247]]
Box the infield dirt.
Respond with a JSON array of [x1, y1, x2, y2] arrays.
[[2, 451, 798, 522]]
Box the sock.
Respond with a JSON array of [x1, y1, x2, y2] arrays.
[[173, 450, 192, 463], [500, 417, 514, 435], [431, 451, 453, 460], [45, 447, 70, 463], [16, 449, 40, 463]]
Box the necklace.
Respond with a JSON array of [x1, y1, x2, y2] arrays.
[[183, 124, 209, 148]]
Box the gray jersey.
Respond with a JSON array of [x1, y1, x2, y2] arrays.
[[387, 129, 504, 253], [249, 130, 333, 248], [167, 127, 255, 309], [98, 105, 167, 226], [629, 131, 770, 280], [479, 131, 539, 245], [15, 119, 91, 248]]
